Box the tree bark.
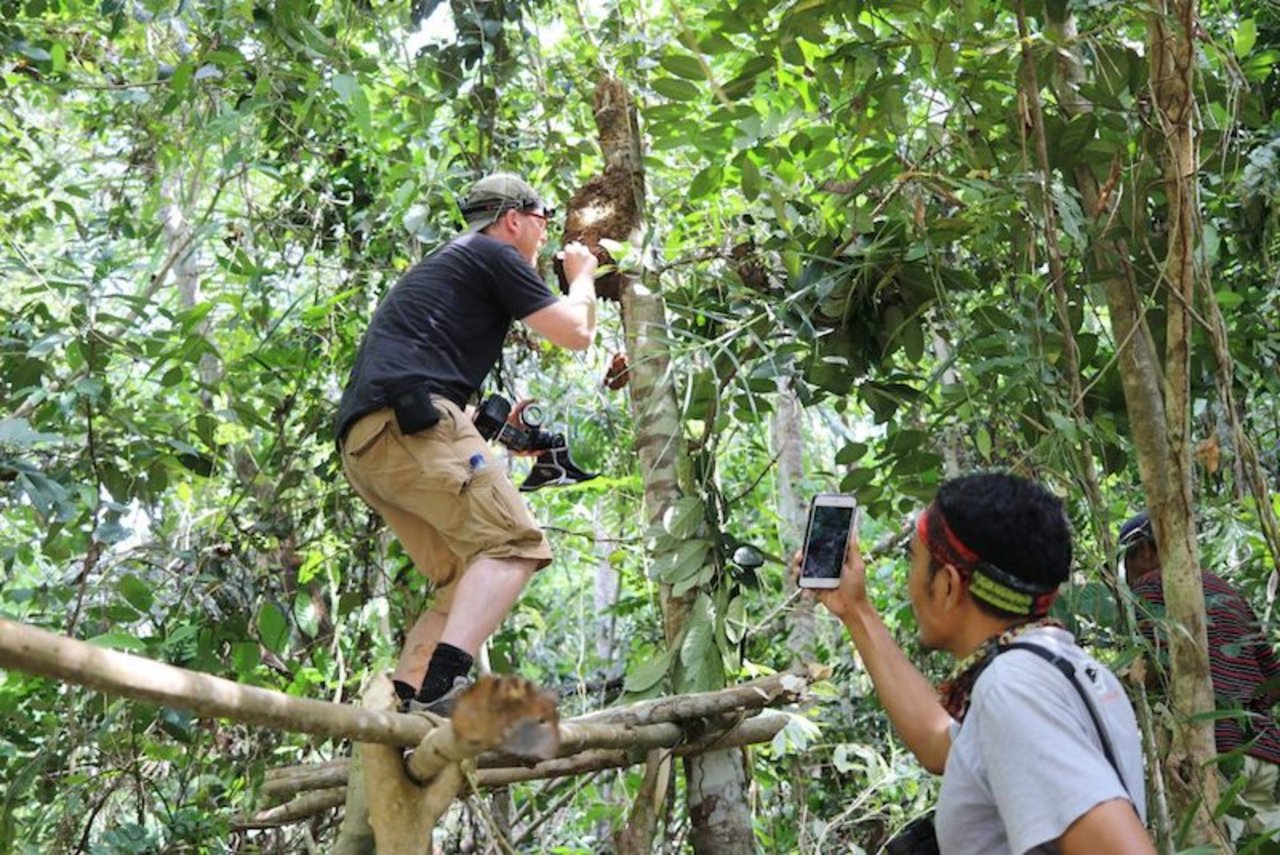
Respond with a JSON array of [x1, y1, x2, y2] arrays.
[[332, 749, 374, 855], [568, 74, 756, 851], [594, 501, 621, 663], [234, 787, 348, 830], [0, 617, 429, 745], [238, 712, 790, 827], [772, 375, 814, 654], [1146, 1, 1225, 844], [1012, 0, 1114, 567], [1042, 5, 1224, 847], [357, 676, 463, 854], [615, 748, 672, 855]]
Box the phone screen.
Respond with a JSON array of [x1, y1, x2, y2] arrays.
[[802, 503, 856, 581]]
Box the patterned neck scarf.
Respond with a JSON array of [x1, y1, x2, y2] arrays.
[[937, 617, 1065, 722]]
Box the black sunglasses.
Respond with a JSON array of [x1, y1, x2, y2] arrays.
[[463, 198, 555, 222], [517, 200, 554, 221]]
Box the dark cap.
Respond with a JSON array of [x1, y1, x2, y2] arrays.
[[1118, 511, 1154, 550], [460, 173, 545, 234]]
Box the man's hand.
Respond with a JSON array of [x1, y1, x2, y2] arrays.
[[561, 241, 598, 284], [793, 535, 870, 621], [505, 398, 542, 457], [525, 242, 599, 349]]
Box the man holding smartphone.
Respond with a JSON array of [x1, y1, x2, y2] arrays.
[[335, 173, 598, 714], [803, 473, 1153, 853]]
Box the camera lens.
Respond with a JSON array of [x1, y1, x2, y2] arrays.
[[521, 404, 544, 428]]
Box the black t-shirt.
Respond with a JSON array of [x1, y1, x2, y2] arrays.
[[335, 233, 556, 440]]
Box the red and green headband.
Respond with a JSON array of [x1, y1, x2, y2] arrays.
[[917, 504, 1059, 617]]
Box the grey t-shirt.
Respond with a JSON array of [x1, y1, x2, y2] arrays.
[[935, 627, 1147, 854]]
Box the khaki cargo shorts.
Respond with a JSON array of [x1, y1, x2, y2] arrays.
[[340, 398, 552, 611]]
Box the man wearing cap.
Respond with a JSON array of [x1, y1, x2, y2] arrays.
[[335, 173, 599, 713], [806, 473, 1152, 853], [1120, 511, 1280, 835]]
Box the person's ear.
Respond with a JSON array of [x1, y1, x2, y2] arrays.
[[941, 564, 966, 609]]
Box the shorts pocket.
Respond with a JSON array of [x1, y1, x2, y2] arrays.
[[345, 414, 392, 459]]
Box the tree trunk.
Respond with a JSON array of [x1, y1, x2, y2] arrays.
[[1011, 0, 1114, 567], [772, 375, 814, 655], [1146, 1, 1225, 844], [590, 75, 757, 854], [615, 748, 672, 855], [162, 174, 221, 394], [594, 501, 620, 663], [1044, 4, 1222, 846]]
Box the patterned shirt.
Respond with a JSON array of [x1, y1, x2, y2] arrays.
[[1131, 569, 1280, 764]]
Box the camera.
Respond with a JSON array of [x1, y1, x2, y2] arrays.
[[473, 396, 551, 453], [473, 395, 597, 492]]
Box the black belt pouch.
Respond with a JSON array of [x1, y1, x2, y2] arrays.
[[390, 381, 441, 435]]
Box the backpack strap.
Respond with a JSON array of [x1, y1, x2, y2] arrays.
[[997, 641, 1129, 799]]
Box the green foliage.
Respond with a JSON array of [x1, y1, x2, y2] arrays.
[[2, 0, 1279, 848]]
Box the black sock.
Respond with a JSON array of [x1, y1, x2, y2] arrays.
[[416, 643, 473, 703], [393, 679, 417, 703]]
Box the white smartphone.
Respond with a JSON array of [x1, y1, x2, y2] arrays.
[[799, 493, 859, 589]]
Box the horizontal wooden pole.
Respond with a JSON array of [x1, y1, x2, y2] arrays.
[[0, 618, 429, 746], [241, 712, 792, 827], [233, 787, 348, 829], [478, 711, 790, 786], [264, 761, 351, 802], [574, 663, 829, 727], [263, 664, 830, 799]]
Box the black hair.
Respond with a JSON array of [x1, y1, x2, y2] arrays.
[[933, 472, 1073, 616]]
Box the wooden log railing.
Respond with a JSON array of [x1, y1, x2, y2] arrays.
[[242, 711, 793, 829], [0, 617, 429, 745], [0, 617, 829, 835]]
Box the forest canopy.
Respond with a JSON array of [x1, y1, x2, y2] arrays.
[[1, 0, 1279, 850]]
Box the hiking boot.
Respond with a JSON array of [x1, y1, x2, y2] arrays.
[[400, 676, 472, 718]]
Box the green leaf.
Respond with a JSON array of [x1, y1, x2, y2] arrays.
[[160, 366, 184, 387], [257, 602, 289, 655], [835, 441, 867, 465], [672, 564, 714, 597], [1214, 290, 1244, 311], [1234, 18, 1257, 59], [660, 53, 706, 80], [162, 62, 194, 115], [0, 418, 64, 448], [331, 73, 371, 136], [976, 425, 992, 459], [118, 574, 154, 613], [739, 155, 760, 200], [688, 165, 723, 199], [651, 539, 711, 583], [1055, 114, 1096, 168], [662, 497, 704, 539], [231, 642, 261, 677], [699, 33, 737, 55], [677, 597, 722, 693], [623, 647, 674, 693], [88, 632, 147, 653], [725, 595, 748, 644], [652, 77, 702, 101], [16, 42, 51, 61], [293, 594, 321, 638]]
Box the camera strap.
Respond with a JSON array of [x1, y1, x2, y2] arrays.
[[490, 348, 520, 404]]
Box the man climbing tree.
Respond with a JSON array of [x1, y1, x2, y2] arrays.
[[334, 173, 599, 714]]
